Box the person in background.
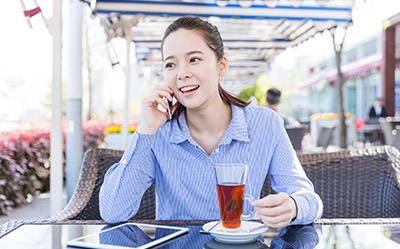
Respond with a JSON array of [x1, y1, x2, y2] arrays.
[[266, 88, 300, 127], [368, 97, 387, 119]]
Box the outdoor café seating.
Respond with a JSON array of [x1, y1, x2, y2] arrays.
[[40, 145, 400, 224]]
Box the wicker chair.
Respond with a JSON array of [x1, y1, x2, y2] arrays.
[[48, 146, 400, 222], [46, 148, 155, 222], [262, 145, 400, 218]]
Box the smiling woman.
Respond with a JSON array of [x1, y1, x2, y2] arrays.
[[160, 17, 248, 122], [99, 16, 323, 229]]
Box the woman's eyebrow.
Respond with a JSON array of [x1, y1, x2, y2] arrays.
[[164, 51, 204, 62], [186, 51, 204, 56], [163, 55, 174, 62]]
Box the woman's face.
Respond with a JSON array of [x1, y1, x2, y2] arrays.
[[162, 29, 228, 110]]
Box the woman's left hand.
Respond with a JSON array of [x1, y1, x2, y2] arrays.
[[253, 192, 297, 228]]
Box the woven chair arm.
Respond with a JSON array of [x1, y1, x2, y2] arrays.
[[0, 220, 24, 239], [31, 219, 211, 226], [315, 218, 400, 225], [45, 149, 100, 222]]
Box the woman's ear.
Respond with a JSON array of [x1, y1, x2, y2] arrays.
[[218, 55, 229, 77]]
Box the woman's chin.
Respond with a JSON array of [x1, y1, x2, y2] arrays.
[[180, 100, 205, 111]]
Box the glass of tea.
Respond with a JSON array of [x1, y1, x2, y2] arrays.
[[214, 164, 255, 229]]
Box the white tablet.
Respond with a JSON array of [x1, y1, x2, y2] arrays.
[[67, 223, 189, 249]]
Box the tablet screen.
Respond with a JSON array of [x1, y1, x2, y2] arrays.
[[67, 223, 188, 249]]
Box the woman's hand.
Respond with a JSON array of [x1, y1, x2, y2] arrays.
[[253, 192, 297, 228], [137, 84, 175, 134]]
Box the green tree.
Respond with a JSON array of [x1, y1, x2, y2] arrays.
[[239, 83, 266, 105]]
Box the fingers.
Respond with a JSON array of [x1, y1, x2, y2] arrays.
[[144, 95, 168, 110], [254, 193, 296, 229], [259, 212, 292, 228], [256, 204, 292, 217], [154, 87, 173, 101], [255, 204, 292, 228], [156, 96, 170, 111], [141, 84, 177, 121], [155, 84, 174, 95], [145, 85, 174, 109], [253, 193, 287, 208]]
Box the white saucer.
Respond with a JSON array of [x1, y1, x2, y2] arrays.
[[202, 221, 268, 244]]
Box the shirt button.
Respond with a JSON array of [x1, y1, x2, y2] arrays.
[[215, 148, 220, 153], [121, 159, 127, 165]]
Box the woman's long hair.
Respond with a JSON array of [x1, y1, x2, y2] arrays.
[[161, 16, 249, 120]]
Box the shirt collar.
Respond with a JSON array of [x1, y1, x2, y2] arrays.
[[169, 105, 250, 144], [169, 111, 191, 144]]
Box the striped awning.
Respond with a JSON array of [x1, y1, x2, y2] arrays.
[[86, 0, 354, 91]]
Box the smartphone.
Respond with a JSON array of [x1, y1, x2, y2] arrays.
[[166, 99, 173, 120], [164, 95, 176, 120]]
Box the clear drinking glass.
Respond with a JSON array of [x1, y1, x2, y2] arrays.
[[214, 164, 255, 229]]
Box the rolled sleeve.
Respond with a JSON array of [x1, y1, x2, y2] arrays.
[[289, 191, 323, 225], [99, 132, 156, 223], [268, 115, 323, 225]]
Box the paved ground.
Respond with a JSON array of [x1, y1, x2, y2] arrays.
[[0, 192, 82, 249], [0, 192, 67, 225]]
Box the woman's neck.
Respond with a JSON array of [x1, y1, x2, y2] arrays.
[[186, 98, 231, 136]]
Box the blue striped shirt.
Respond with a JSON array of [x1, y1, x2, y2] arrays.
[[99, 105, 323, 224]]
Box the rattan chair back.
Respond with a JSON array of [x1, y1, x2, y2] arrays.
[[262, 146, 400, 218]]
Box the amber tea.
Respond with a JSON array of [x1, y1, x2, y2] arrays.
[[217, 183, 245, 229]]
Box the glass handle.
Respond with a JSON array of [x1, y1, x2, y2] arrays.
[[241, 194, 256, 220]]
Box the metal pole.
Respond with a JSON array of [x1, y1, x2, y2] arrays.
[[50, 0, 63, 248], [66, 0, 84, 201], [66, 0, 84, 240]]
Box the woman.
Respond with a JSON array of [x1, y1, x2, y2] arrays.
[[99, 16, 323, 228]]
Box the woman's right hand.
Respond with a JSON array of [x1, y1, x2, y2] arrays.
[[137, 84, 175, 134]]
